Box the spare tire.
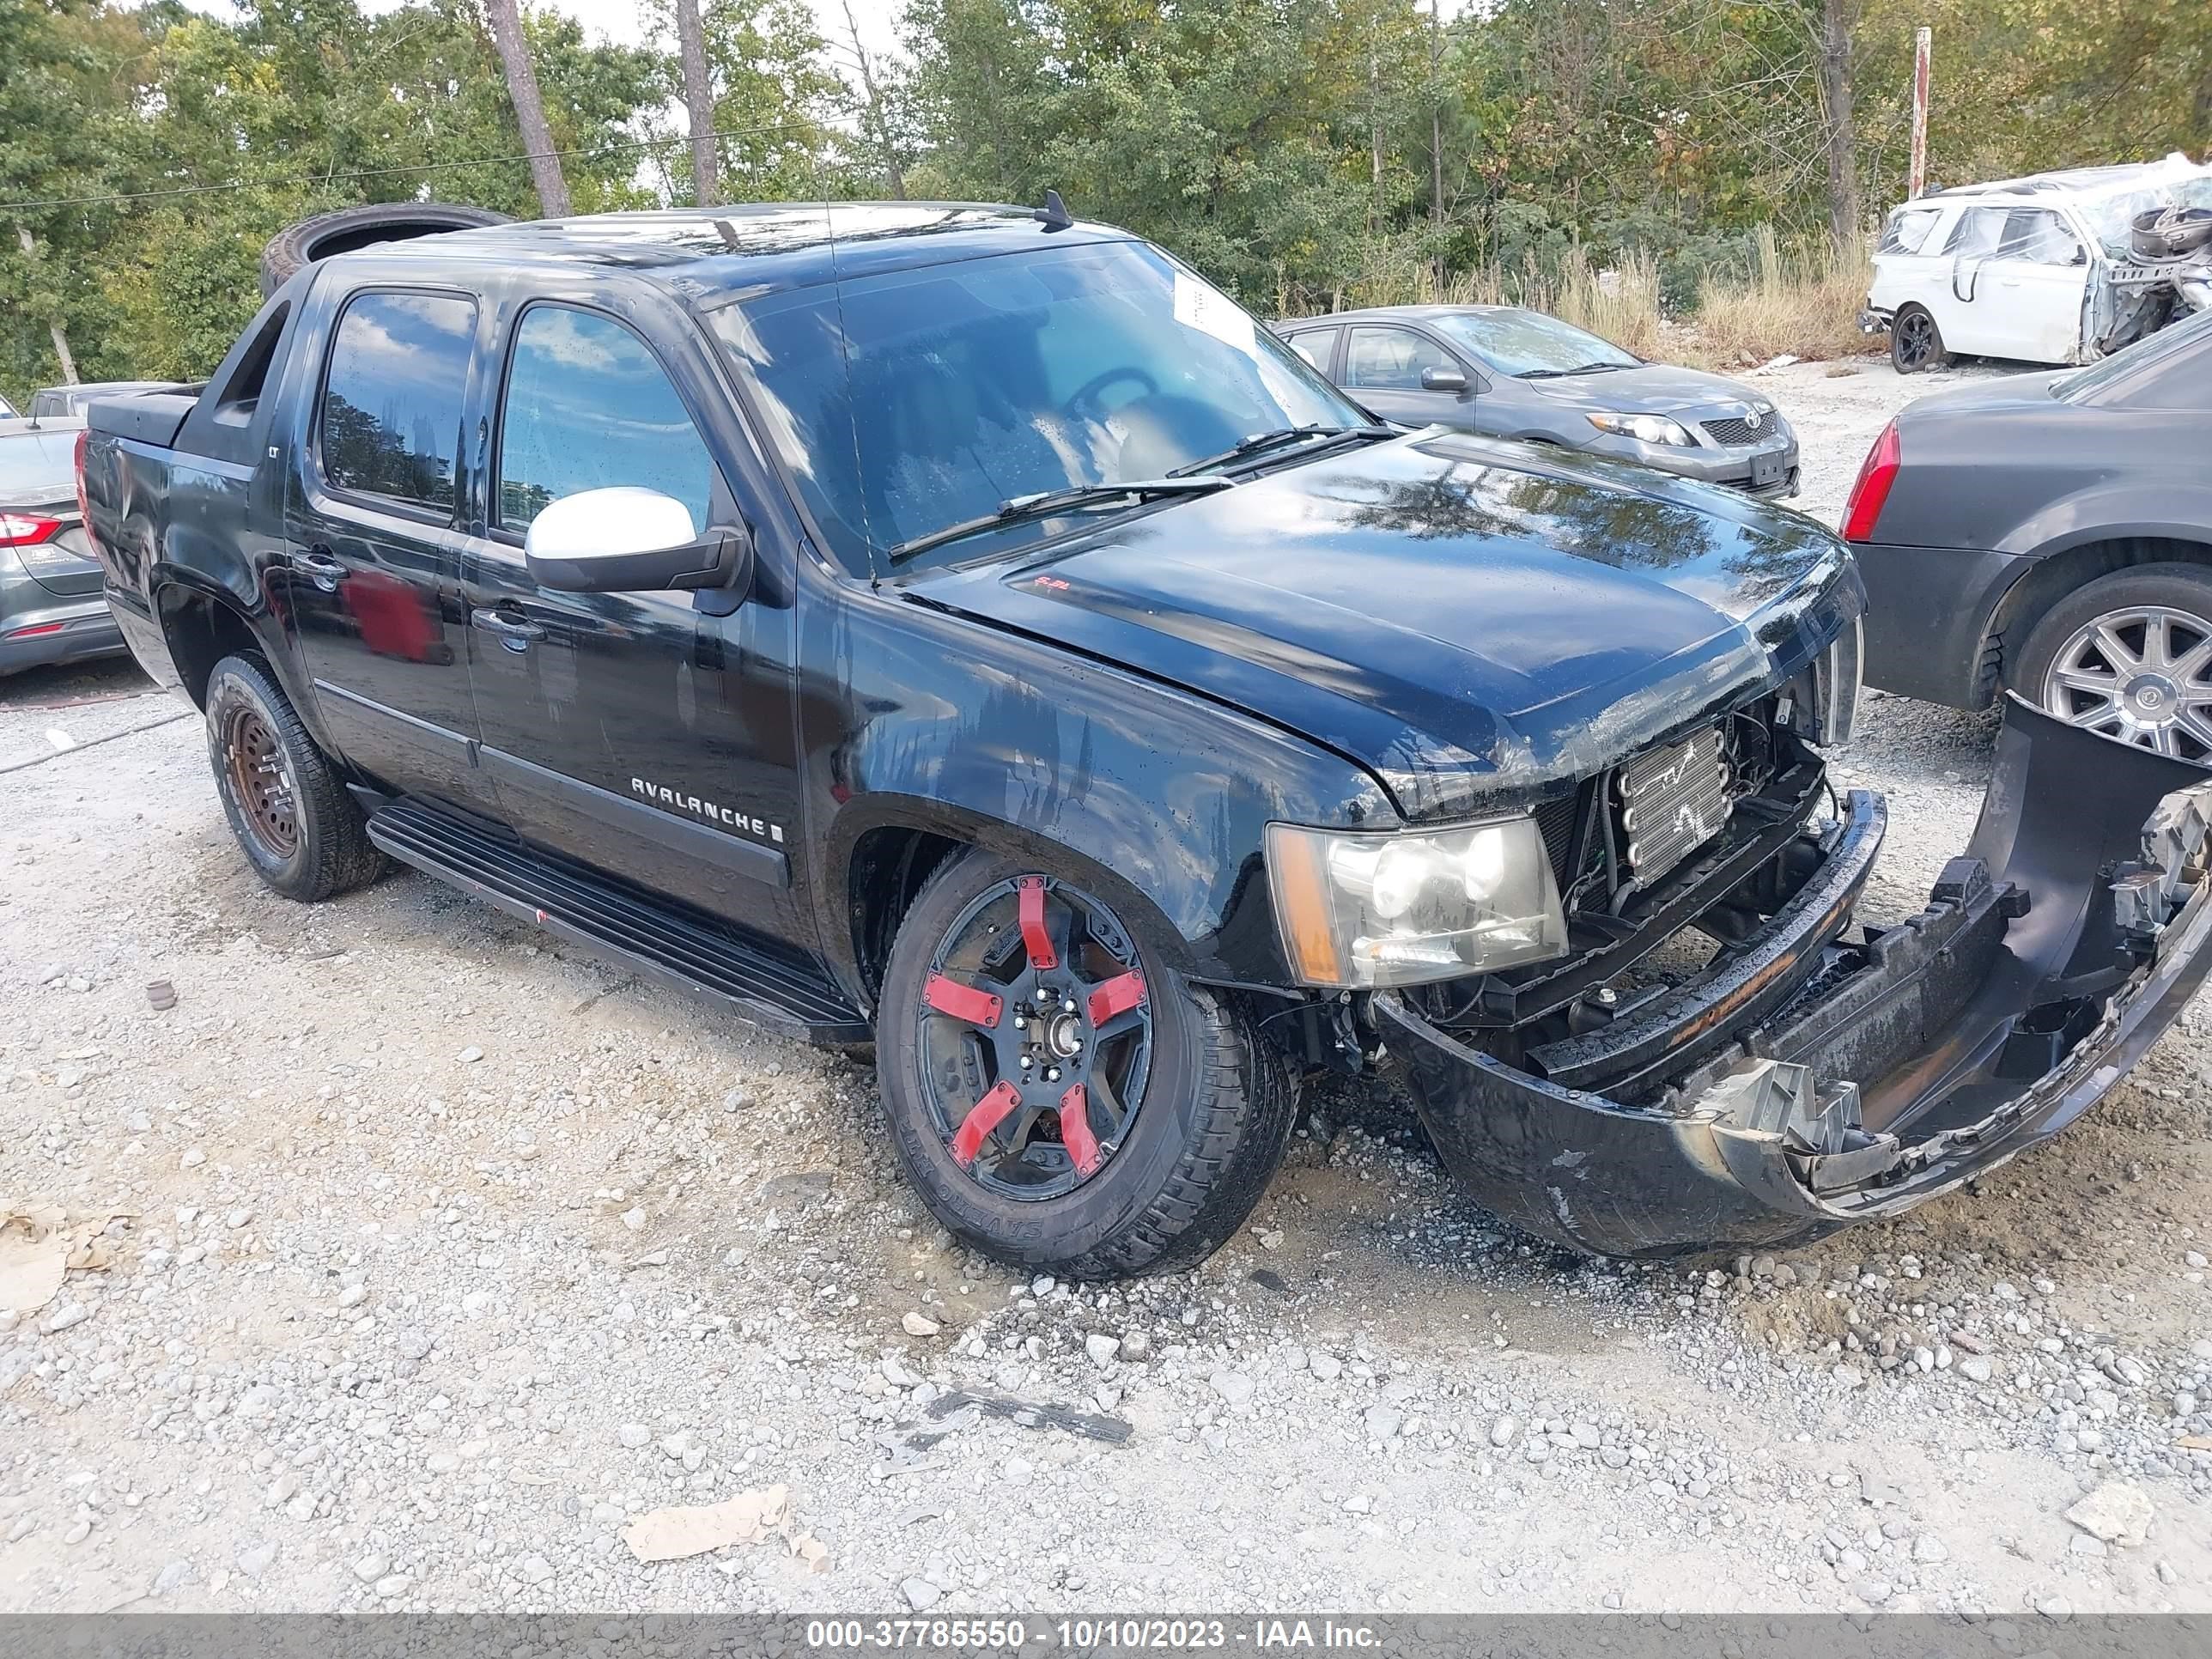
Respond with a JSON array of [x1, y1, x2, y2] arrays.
[[258, 203, 514, 296], [2130, 205, 2212, 263]]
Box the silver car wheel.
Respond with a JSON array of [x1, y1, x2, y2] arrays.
[[2041, 604, 2212, 763]]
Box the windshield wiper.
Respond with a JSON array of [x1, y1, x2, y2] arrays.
[[1167, 422, 1394, 477], [884, 477, 1232, 564], [1517, 362, 1629, 380]]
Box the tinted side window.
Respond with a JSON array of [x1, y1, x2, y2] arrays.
[[497, 307, 718, 534], [320, 291, 476, 514], [1286, 328, 1338, 373], [1344, 326, 1453, 390]]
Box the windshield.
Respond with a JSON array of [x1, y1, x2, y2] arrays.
[[1429, 309, 1640, 377], [0, 429, 80, 495], [708, 240, 1365, 573]]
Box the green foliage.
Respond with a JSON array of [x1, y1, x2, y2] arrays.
[[3, 0, 2207, 404]]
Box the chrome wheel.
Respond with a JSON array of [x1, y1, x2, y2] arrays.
[[2040, 605, 2212, 762]]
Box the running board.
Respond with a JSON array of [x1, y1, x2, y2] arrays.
[[366, 799, 870, 1044]]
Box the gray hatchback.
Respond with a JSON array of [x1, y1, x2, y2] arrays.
[[1278, 304, 1801, 498], [1, 416, 125, 676]]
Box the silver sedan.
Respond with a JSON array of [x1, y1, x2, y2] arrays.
[[1278, 304, 1801, 498]]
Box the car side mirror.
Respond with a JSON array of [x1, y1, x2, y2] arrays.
[[524, 487, 752, 601], [1420, 365, 1470, 394]]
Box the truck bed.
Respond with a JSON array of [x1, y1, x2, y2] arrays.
[[84, 389, 200, 450]]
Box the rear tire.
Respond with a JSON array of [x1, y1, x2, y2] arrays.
[[876, 848, 1298, 1278], [1889, 305, 1948, 374], [205, 653, 386, 900]]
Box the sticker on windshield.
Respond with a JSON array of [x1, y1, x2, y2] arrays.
[[1173, 271, 1255, 354]]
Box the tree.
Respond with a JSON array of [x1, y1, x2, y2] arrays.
[[675, 0, 719, 204], [1818, 0, 1861, 246], [483, 0, 571, 216], [839, 0, 908, 198]]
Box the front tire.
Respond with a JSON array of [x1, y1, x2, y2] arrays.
[[205, 653, 386, 900], [2014, 565, 2212, 765], [876, 849, 1297, 1278]]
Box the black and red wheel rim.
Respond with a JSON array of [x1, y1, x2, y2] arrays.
[[915, 874, 1154, 1201]]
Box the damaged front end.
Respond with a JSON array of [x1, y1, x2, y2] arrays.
[[1378, 696, 2212, 1255], [2086, 259, 2212, 356]]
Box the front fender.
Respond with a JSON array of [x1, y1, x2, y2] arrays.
[[802, 587, 1388, 994]]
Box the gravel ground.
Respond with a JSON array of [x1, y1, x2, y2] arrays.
[[5, 355, 2210, 1618]]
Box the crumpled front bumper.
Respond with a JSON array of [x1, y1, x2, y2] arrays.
[[1378, 696, 2212, 1255]]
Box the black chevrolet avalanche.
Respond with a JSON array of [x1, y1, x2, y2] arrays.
[[78, 204, 2212, 1272]]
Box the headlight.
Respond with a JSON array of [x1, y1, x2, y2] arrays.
[[1266, 817, 1568, 988], [1587, 411, 1695, 447]]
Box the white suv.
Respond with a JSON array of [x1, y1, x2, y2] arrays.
[[1863, 151, 2212, 373]]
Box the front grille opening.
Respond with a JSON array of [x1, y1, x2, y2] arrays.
[[1701, 416, 1763, 446]]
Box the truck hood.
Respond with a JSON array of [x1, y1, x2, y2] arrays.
[[909, 431, 1861, 821]]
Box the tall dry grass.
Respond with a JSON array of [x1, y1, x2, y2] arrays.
[[1312, 228, 1874, 370], [1686, 227, 1872, 368]]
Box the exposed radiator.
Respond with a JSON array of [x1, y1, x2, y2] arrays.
[[1613, 725, 1737, 885]]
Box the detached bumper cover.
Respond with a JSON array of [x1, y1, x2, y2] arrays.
[[1380, 696, 2212, 1255]]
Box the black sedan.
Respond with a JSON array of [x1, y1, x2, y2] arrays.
[[0, 416, 125, 676], [1847, 307, 2212, 759]]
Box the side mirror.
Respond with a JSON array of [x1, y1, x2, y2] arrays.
[[1421, 365, 1470, 394], [524, 487, 752, 600]]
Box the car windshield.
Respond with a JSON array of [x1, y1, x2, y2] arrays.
[[707, 239, 1366, 574], [1429, 309, 1640, 377], [0, 429, 80, 495]]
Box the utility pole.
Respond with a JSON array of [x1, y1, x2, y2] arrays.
[[484, 0, 571, 218], [675, 0, 718, 206], [1909, 27, 1932, 198]]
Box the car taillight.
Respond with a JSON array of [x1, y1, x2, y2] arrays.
[[0, 513, 63, 547], [1840, 419, 1899, 543], [74, 428, 93, 534]]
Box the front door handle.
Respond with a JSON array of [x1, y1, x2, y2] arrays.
[[471, 606, 544, 647], [292, 548, 347, 592]]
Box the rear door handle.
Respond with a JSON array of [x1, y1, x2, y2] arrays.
[[291, 548, 347, 592], [471, 606, 544, 646]]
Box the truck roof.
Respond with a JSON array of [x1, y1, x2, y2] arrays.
[[331, 203, 1137, 300]]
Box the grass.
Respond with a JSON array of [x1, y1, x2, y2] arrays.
[[1685, 228, 1873, 369], [1314, 227, 1875, 371]]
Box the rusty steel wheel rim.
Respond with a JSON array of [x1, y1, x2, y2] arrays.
[[222, 707, 299, 858]]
